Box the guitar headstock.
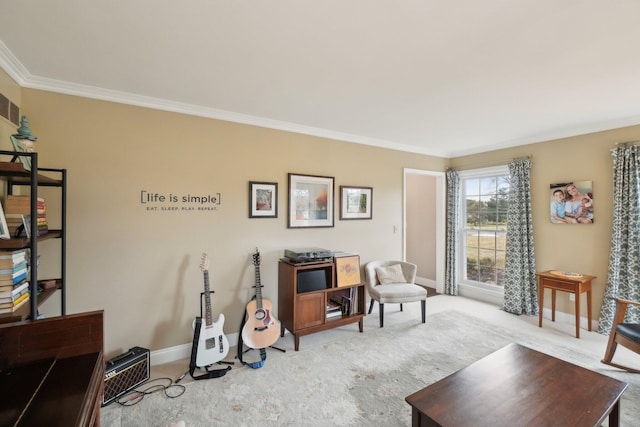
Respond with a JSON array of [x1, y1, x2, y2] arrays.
[[252, 248, 261, 266], [200, 253, 210, 272]]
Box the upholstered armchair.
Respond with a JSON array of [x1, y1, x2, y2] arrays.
[[602, 298, 640, 373], [364, 260, 427, 328]]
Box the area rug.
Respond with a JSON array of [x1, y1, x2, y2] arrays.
[[101, 310, 639, 426]]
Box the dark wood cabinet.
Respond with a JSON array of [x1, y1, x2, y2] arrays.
[[278, 259, 365, 350]]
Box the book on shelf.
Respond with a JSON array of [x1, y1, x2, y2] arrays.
[[0, 289, 30, 309], [4, 196, 50, 237], [0, 293, 29, 314], [326, 307, 343, 318], [0, 270, 27, 285], [0, 249, 27, 267], [0, 260, 27, 275], [4, 195, 30, 214], [0, 281, 29, 299]]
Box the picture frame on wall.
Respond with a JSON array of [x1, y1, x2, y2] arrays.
[[549, 180, 593, 224], [249, 181, 278, 218], [340, 186, 373, 220], [288, 173, 334, 228]]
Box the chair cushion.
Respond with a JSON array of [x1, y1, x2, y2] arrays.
[[368, 283, 427, 304], [617, 323, 640, 344], [375, 264, 407, 285]]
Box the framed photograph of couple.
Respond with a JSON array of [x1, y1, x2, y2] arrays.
[[340, 186, 373, 220], [288, 173, 334, 228], [249, 181, 277, 218], [549, 180, 593, 224]]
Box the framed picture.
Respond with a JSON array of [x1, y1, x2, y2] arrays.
[[288, 173, 334, 228], [21, 214, 32, 238], [549, 180, 593, 224], [9, 135, 32, 171], [249, 181, 278, 218], [0, 202, 10, 239], [335, 254, 361, 287], [340, 186, 373, 220]]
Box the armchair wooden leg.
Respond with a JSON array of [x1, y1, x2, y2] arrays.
[[400, 303, 404, 312], [368, 299, 375, 315], [379, 303, 384, 328], [602, 332, 618, 365], [421, 300, 426, 323]]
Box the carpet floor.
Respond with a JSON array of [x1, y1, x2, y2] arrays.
[[101, 296, 640, 426]]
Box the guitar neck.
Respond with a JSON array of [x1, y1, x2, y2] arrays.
[[254, 263, 264, 309], [203, 270, 213, 325]]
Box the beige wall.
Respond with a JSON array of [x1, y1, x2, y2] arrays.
[[11, 82, 447, 357], [3, 65, 639, 357]]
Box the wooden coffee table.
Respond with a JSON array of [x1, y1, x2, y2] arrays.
[[405, 343, 628, 427]]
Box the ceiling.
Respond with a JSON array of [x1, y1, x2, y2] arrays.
[[1, 1, 640, 158]]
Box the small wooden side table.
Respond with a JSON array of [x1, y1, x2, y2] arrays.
[[537, 270, 596, 338]]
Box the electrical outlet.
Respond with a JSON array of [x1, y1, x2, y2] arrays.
[[569, 293, 575, 301]]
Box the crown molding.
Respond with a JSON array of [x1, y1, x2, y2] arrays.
[[0, 41, 445, 158]]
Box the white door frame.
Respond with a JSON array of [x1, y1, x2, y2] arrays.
[[403, 168, 446, 294]]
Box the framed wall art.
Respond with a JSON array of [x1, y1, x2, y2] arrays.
[[249, 181, 278, 218], [340, 186, 372, 220], [288, 173, 334, 228], [549, 180, 593, 224]]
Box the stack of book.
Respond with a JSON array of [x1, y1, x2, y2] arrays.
[[326, 299, 344, 318], [4, 195, 48, 237], [0, 249, 30, 314]]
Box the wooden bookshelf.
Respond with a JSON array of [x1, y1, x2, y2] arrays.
[[0, 151, 67, 323]]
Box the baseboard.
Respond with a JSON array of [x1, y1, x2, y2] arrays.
[[458, 283, 504, 306], [148, 305, 599, 366], [149, 331, 240, 366]]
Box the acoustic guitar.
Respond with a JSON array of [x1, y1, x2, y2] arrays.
[[241, 248, 281, 349], [192, 253, 229, 367]]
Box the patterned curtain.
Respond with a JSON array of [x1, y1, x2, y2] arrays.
[[445, 169, 459, 295], [598, 145, 640, 334], [503, 159, 538, 315]]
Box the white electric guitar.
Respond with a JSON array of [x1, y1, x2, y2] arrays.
[[192, 253, 229, 367]]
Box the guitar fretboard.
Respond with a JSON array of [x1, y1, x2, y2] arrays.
[[253, 251, 264, 310], [203, 270, 213, 326]]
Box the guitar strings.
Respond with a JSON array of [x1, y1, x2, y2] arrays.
[[115, 377, 186, 406]]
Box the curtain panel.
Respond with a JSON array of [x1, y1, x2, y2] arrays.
[[445, 169, 459, 295], [503, 159, 538, 315], [598, 145, 640, 333]]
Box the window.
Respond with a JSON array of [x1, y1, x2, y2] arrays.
[[459, 166, 510, 289]]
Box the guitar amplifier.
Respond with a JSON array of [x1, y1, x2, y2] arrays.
[[102, 346, 150, 406]]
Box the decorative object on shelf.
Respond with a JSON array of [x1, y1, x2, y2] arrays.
[[335, 254, 361, 287], [339, 186, 372, 220], [10, 116, 38, 171], [249, 181, 278, 218], [287, 173, 334, 228], [0, 202, 10, 239]]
